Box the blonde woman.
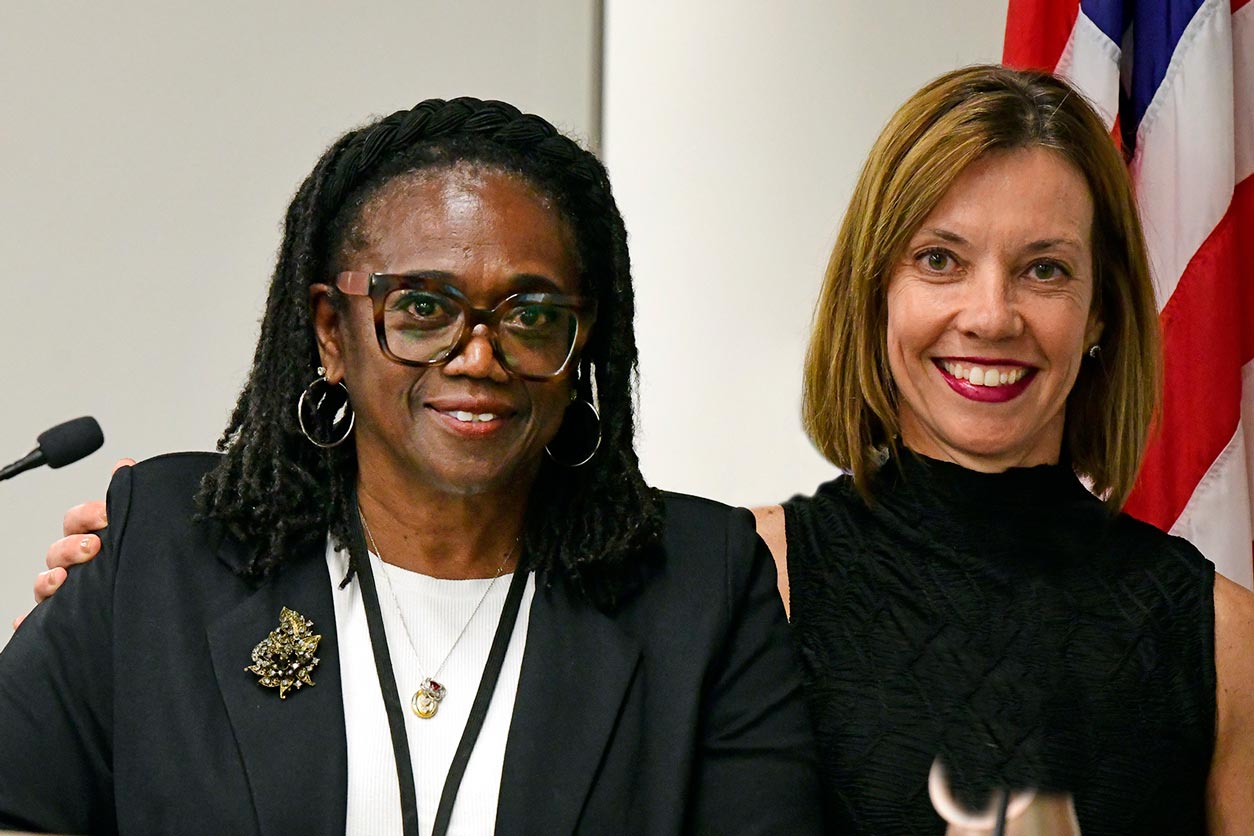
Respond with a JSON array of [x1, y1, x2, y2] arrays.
[[757, 66, 1254, 834]]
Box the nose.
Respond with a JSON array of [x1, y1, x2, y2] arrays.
[[442, 324, 511, 382], [953, 266, 1023, 342]]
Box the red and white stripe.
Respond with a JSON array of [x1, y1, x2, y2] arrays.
[[1006, 0, 1254, 587]]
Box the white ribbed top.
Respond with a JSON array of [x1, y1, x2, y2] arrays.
[[326, 539, 535, 836]]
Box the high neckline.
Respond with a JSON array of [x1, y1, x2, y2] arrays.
[[875, 448, 1095, 511], [850, 448, 1110, 572]]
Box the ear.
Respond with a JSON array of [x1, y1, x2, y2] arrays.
[[1085, 310, 1104, 353], [570, 309, 598, 365], [309, 284, 346, 383]]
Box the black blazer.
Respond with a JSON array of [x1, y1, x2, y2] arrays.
[[0, 453, 822, 835]]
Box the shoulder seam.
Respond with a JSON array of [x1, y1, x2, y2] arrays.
[[659, 490, 734, 514]]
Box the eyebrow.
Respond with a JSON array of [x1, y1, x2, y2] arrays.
[[394, 269, 457, 284], [1023, 237, 1084, 253], [922, 228, 968, 244], [917, 229, 1085, 252], [389, 270, 568, 295], [509, 273, 567, 294]]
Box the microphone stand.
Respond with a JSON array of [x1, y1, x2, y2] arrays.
[[0, 449, 46, 482]]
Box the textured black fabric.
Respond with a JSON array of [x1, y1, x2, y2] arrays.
[[784, 452, 1215, 836]]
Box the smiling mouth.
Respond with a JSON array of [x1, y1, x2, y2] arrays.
[[439, 410, 500, 424], [933, 359, 1037, 403], [426, 404, 514, 437], [938, 360, 1030, 387]]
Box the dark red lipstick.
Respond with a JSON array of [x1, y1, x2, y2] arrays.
[[933, 359, 1036, 403]]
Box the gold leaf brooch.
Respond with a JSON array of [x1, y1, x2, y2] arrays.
[[246, 607, 322, 699]]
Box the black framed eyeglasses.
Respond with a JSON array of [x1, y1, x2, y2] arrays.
[[334, 271, 595, 381]]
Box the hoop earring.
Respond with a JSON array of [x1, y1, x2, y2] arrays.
[[1087, 343, 1102, 358], [297, 366, 354, 448], [545, 398, 601, 467], [545, 364, 602, 467]]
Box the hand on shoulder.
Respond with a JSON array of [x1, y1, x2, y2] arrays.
[[11, 458, 134, 630]]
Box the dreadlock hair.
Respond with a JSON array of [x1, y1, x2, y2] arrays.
[[197, 97, 663, 608]]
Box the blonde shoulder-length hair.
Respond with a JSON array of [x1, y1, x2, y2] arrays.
[[802, 65, 1160, 510]]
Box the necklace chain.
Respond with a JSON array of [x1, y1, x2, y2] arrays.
[[358, 507, 517, 718]]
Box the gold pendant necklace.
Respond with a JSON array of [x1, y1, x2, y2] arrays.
[[359, 508, 516, 720], [412, 677, 446, 718]]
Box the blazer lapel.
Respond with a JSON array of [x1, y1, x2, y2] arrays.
[[206, 539, 348, 836], [497, 576, 641, 836]]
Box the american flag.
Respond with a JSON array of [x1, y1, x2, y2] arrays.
[[1004, 0, 1254, 588]]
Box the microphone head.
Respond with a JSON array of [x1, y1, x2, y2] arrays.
[[37, 416, 104, 469]]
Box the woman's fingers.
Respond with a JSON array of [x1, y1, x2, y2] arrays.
[[56, 458, 134, 541], [46, 533, 101, 570], [58, 459, 133, 537], [33, 567, 68, 604], [61, 501, 107, 538], [27, 457, 135, 613]]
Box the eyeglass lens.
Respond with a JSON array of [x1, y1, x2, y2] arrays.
[[383, 288, 578, 376]]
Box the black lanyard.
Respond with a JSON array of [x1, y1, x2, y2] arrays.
[[349, 509, 529, 836]]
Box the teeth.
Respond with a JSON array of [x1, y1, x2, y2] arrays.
[[940, 361, 1028, 387], [448, 411, 499, 423]]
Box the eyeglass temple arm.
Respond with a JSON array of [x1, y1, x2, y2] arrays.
[[335, 271, 371, 296]]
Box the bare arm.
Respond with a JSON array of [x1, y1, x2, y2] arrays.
[[750, 505, 789, 617], [1206, 573, 1254, 834]]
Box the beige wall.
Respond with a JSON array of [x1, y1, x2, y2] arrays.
[[0, 1, 1013, 647], [0, 0, 598, 646], [604, 0, 1011, 507]]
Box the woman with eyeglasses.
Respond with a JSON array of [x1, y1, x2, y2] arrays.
[[0, 100, 822, 835], [25, 67, 1254, 836]]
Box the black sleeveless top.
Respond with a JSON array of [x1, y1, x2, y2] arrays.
[[783, 453, 1215, 835]]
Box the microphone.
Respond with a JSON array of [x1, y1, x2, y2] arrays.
[[0, 417, 104, 482]]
